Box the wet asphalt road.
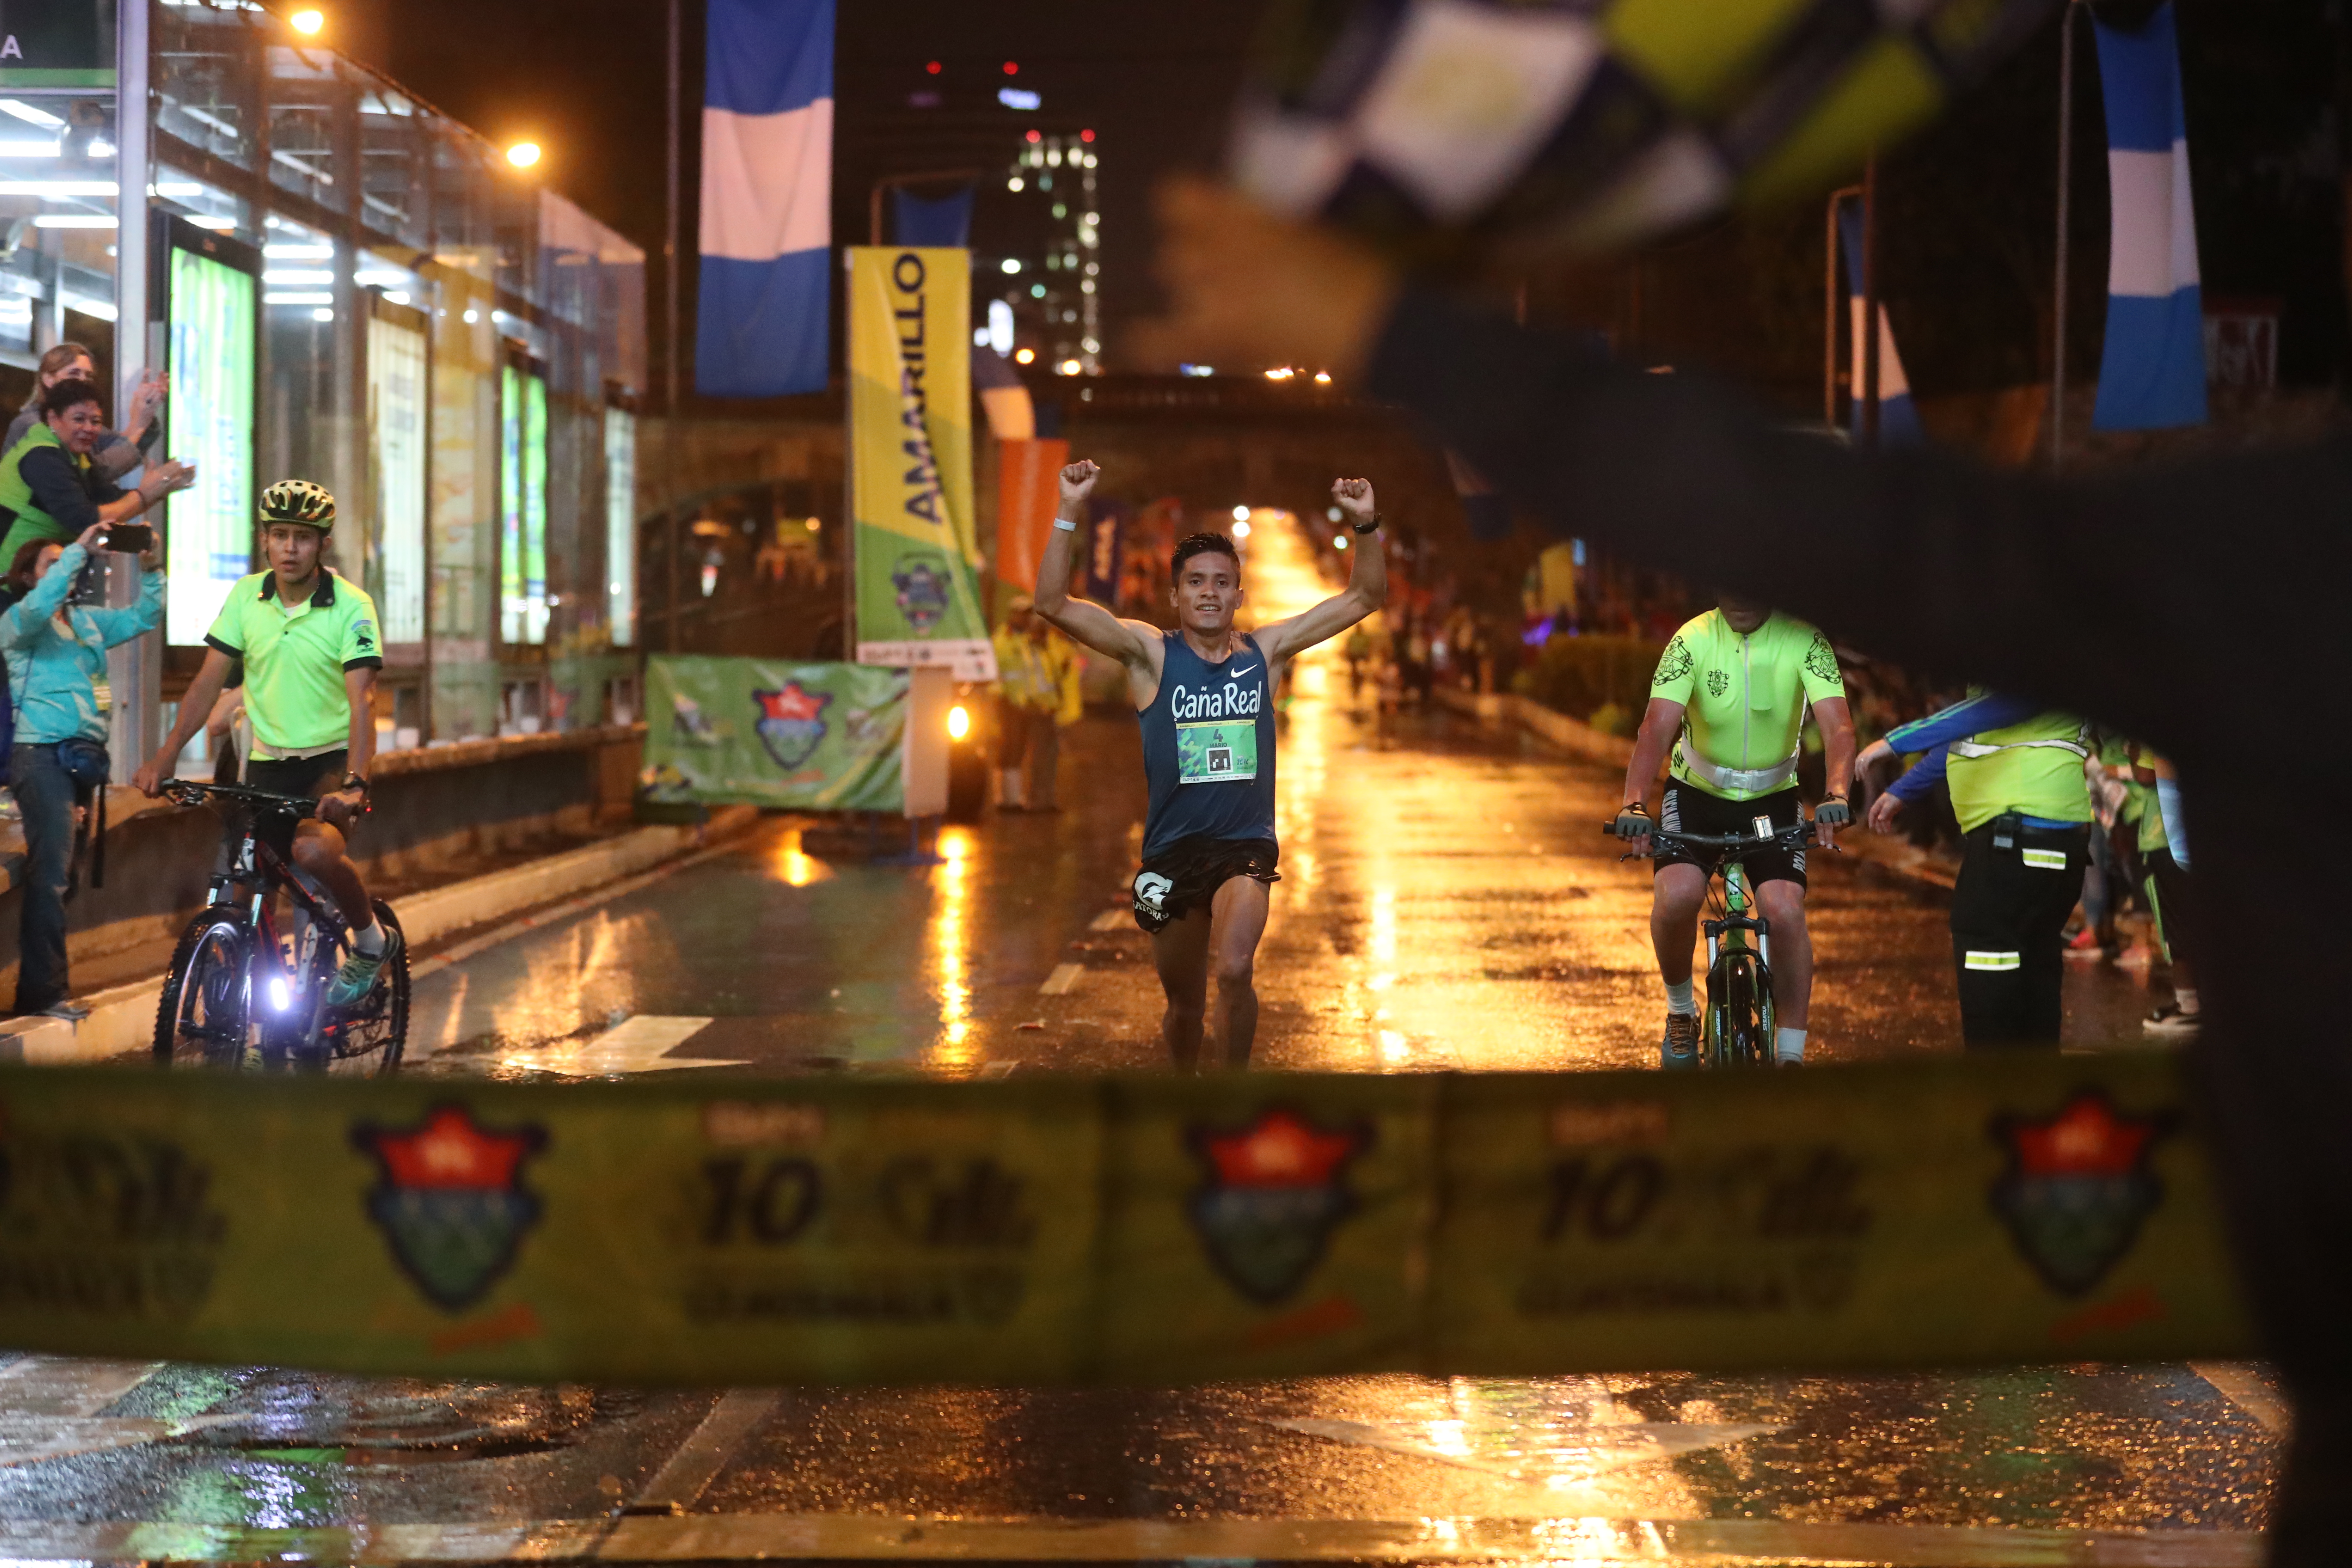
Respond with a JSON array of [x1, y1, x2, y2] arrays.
[[0, 519, 2281, 1563]]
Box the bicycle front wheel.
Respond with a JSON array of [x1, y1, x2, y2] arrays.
[[1708, 951, 1774, 1069], [317, 899, 408, 1077], [153, 907, 255, 1070]]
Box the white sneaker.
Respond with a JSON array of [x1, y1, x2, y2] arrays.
[[2143, 1003, 2202, 1039]]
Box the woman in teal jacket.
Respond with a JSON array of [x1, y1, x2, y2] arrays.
[[0, 522, 164, 1017]]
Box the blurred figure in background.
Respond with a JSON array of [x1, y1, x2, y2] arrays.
[[989, 595, 1081, 812]]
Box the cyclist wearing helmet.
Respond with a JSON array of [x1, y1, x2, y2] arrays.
[[136, 480, 396, 1005]]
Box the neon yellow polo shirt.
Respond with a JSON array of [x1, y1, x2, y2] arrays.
[[1651, 609, 1844, 801], [205, 568, 383, 756]]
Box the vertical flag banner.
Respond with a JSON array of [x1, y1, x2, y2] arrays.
[[1837, 205, 1924, 446], [696, 0, 834, 398], [995, 437, 1069, 594], [848, 248, 996, 680], [2091, 1, 2205, 431]]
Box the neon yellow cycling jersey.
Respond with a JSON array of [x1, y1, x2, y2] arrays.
[[1651, 609, 1844, 802]]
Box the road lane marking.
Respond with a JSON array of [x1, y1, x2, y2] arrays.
[[624, 1390, 781, 1516], [1268, 1413, 1776, 1488], [1089, 908, 1129, 931], [1039, 962, 1084, 995], [0, 1356, 162, 1416], [2192, 1360, 2292, 1433], [0, 1357, 238, 1467], [496, 1016, 746, 1075]]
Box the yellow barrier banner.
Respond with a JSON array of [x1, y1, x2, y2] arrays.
[[847, 246, 994, 681], [0, 1054, 2254, 1383]]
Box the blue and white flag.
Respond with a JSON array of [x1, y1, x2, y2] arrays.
[[2091, 1, 2205, 431], [1837, 204, 1923, 446], [696, 0, 833, 398]]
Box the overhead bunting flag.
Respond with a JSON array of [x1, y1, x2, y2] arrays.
[[848, 247, 996, 680], [890, 186, 974, 248], [696, 0, 834, 398], [1837, 205, 1924, 445], [2091, 1, 2206, 431]]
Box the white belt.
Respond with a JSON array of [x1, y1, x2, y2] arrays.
[[1948, 720, 2092, 763], [1947, 737, 2090, 760], [1675, 741, 1798, 796]]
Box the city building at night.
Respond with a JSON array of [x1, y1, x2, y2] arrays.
[[0, 0, 646, 764]]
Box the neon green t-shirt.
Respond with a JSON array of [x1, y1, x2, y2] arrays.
[[205, 568, 384, 756], [1652, 609, 1844, 801]]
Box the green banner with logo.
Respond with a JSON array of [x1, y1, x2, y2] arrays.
[[0, 1054, 2255, 1384], [846, 247, 995, 681], [641, 656, 905, 812]]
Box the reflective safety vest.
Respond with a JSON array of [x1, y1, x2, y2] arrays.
[[0, 422, 75, 560], [1946, 710, 2093, 835]]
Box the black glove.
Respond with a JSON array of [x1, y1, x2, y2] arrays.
[[1815, 796, 1852, 828], [1612, 802, 1653, 839]]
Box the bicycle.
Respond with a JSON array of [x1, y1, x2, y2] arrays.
[[1604, 818, 1823, 1069], [151, 779, 409, 1074]]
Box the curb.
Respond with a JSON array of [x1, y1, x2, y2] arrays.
[[1434, 686, 1636, 769], [0, 805, 761, 1067]]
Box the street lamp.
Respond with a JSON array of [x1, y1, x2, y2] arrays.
[[505, 141, 542, 170], [289, 7, 325, 34]]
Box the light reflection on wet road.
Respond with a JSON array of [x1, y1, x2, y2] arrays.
[[0, 514, 2276, 1559]]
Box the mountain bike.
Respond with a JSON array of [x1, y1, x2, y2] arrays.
[[1606, 818, 1821, 1069], [151, 779, 408, 1074]]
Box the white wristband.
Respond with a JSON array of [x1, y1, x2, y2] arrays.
[[1053, 518, 1078, 531]]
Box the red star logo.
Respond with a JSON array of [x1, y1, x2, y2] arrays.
[[754, 683, 831, 723], [367, 1106, 541, 1189], [2012, 1093, 2157, 1179], [1201, 1109, 1366, 1188]]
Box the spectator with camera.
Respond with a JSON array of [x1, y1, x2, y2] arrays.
[[0, 377, 192, 571], [0, 519, 165, 1018]]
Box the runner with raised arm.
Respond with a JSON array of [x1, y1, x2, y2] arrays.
[[1034, 459, 1386, 1070], [135, 480, 395, 1007]]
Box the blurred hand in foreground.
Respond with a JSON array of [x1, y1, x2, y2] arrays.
[[1137, 177, 1401, 380]]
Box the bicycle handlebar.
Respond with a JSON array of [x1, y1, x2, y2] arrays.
[[1609, 822, 1818, 850], [159, 778, 318, 819]]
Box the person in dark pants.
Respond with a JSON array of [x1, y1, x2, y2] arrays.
[[0, 523, 165, 1018], [1859, 692, 2093, 1047]]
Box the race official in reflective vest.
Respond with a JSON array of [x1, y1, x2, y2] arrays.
[[1859, 691, 2092, 1047]]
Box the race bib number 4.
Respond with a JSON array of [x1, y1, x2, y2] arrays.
[[1177, 720, 1258, 784]]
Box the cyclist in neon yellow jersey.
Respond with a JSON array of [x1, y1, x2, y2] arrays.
[[1859, 690, 2093, 1047], [135, 480, 396, 1008], [1613, 595, 1856, 1069]]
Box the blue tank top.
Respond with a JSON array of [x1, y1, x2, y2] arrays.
[[1138, 631, 1277, 858]]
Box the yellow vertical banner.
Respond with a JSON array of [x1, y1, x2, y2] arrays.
[[848, 247, 996, 680]]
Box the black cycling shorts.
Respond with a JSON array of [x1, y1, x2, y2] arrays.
[[245, 747, 348, 803], [1653, 780, 1807, 889], [239, 749, 350, 863], [1132, 835, 1280, 934]]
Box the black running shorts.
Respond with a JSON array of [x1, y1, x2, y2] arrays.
[[1652, 780, 1807, 889], [1131, 835, 1280, 934]]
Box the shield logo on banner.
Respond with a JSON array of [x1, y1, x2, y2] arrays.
[[891, 555, 951, 632], [1185, 1107, 1372, 1305], [753, 681, 833, 769], [1988, 1089, 2176, 1297], [352, 1104, 547, 1312]]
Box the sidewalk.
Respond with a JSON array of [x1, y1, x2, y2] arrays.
[[0, 804, 759, 1066]]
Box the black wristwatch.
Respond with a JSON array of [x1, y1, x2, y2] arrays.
[[340, 773, 370, 796], [1351, 511, 1383, 535]]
